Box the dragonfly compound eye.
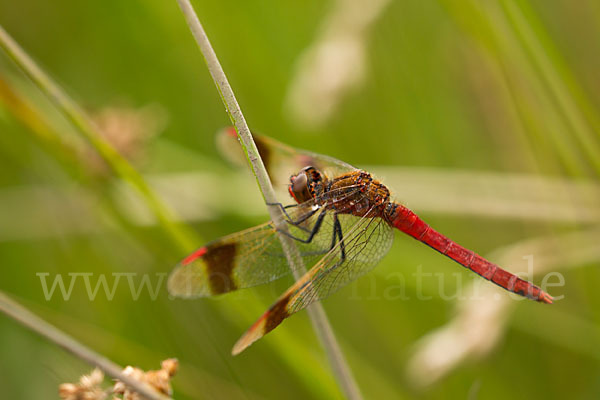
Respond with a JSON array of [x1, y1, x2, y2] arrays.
[[288, 171, 314, 203]]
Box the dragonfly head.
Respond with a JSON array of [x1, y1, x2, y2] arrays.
[[288, 166, 326, 204]]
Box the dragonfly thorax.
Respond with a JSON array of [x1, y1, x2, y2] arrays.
[[289, 166, 394, 221], [326, 170, 393, 219]]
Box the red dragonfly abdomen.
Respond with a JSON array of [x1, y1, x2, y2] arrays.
[[389, 204, 553, 303]]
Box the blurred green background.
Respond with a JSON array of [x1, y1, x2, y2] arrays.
[[1, 0, 599, 399]]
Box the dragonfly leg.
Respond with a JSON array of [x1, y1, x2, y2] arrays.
[[266, 201, 298, 220], [269, 201, 325, 234], [267, 201, 315, 233], [289, 213, 344, 259], [333, 213, 346, 261], [281, 211, 346, 262], [288, 206, 321, 225], [277, 208, 327, 244]]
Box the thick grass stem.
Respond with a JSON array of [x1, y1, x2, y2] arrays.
[[175, 1, 363, 399]]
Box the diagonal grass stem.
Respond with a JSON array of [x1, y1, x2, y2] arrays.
[[174, 1, 363, 399]]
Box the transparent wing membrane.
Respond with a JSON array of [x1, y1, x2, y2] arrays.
[[217, 128, 356, 185], [288, 211, 394, 314], [168, 186, 369, 298], [232, 207, 395, 354]]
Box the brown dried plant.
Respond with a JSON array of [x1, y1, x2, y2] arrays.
[[59, 359, 178, 400]]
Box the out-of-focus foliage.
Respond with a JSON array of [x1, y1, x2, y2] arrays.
[[0, 0, 599, 399]]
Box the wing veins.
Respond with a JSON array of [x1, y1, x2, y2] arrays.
[[287, 205, 389, 312]]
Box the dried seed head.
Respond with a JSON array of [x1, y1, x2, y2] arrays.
[[59, 369, 107, 400], [161, 358, 178, 377], [113, 359, 179, 399]]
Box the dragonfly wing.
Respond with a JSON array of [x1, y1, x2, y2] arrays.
[[256, 134, 356, 178], [169, 222, 279, 297], [232, 210, 395, 354], [168, 196, 353, 298], [217, 128, 357, 185]]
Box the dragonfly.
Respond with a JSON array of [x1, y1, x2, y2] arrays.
[[168, 131, 553, 355]]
